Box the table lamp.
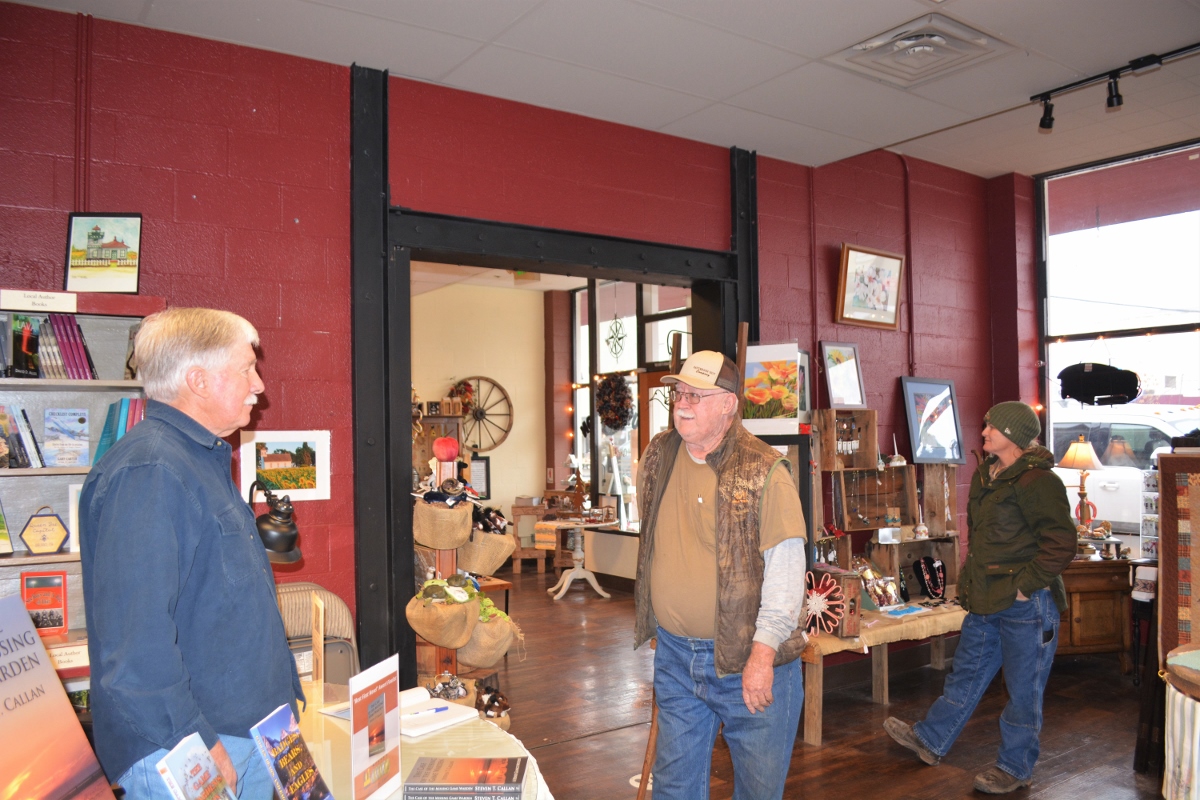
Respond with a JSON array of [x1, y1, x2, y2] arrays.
[[249, 480, 303, 563], [1056, 435, 1104, 528]]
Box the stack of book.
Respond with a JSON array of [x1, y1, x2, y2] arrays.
[[403, 756, 528, 799], [0, 406, 92, 469], [93, 397, 146, 463], [0, 312, 100, 379]]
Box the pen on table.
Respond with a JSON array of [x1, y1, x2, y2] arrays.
[[403, 705, 449, 718]]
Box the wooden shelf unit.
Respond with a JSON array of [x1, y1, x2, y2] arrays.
[[866, 536, 960, 600], [832, 465, 918, 532], [814, 409, 878, 471]]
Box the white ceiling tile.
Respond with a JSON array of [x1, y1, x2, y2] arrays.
[[948, 0, 1200, 74], [908, 50, 1081, 115], [727, 61, 968, 145], [142, 0, 483, 77], [303, 0, 541, 42], [660, 103, 874, 166], [442, 46, 714, 130], [492, 0, 807, 99], [633, 0, 932, 57]]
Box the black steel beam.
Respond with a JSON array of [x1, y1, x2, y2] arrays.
[[349, 64, 397, 671], [389, 209, 736, 286], [387, 247, 417, 688], [730, 147, 759, 343]]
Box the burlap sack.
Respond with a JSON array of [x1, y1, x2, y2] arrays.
[[405, 596, 479, 649], [457, 616, 518, 669], [413, 502, 472, 550], [456, 530, 517, 576]]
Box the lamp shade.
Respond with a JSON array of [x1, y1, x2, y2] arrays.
[[1057, 435, 1104, 471]]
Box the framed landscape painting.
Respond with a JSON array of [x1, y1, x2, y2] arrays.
[[820, 341, 867, 409], [835, 243, 904, 330], [900, 377, 967, 464], [64, 213, 142, 293], [240, 430, 332, 501]]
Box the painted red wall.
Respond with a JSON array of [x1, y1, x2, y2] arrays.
[[0, 3, 356, 608], [388, 78, 731, 252]]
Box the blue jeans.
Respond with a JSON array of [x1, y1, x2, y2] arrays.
[[913, 588, 1060, 781], [653, 626, 803, 800], [118, 735, 275, 799]]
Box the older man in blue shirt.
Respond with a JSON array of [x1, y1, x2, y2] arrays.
[[81, 308, 302, 798]]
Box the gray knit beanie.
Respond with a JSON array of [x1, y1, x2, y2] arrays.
[[984, 401, 1041, 449]]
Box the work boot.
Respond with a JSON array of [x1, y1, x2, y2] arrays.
[[882, 717, 940, 766], [974, 765, 1031, 794]]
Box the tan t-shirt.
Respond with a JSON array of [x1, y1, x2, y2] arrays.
[[650, 439, 805, 639]]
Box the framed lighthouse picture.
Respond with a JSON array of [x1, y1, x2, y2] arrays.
[[64, 213, 142, 294]]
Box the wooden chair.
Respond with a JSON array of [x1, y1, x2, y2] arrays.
[[637, 639, 658, 800], [509, 506, 549, 573]]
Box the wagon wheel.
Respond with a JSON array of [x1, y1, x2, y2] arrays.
[[461, 376, 513, 453]]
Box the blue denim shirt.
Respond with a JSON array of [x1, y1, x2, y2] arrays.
[[81, 400, 302, 781]]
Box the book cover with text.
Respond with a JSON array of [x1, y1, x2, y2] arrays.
[[156, 732, 235, 800], [43, 408, 90, 467], [250, 704, 331, 800]]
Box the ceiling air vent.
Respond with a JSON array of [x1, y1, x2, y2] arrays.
[[828, 14, 1014, 88]]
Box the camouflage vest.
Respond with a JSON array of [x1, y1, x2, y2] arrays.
[[634, 423, 807, 675]]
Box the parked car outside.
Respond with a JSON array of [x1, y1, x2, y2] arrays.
[[1048, 403, 1185, 535]]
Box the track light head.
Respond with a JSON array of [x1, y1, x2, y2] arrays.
[[1106, 76, 1123, 109], [1039, 98, 1054, 130]]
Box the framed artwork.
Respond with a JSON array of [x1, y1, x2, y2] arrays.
[[820, 342, 867, 409], [240, 430, 332, 502], [900, 377, 967, 464], [425, 400, 442, 416], [835, 243, 905, 330], [64, 213, 142, 294], [741, 343, 810, 434], [469, 455, 490, 500]]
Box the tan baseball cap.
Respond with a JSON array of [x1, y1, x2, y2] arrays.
[[661, 350, 738, 393]]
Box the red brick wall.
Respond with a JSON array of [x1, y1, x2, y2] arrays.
[[388, 78, 731, 251], [0, 3, 356, 608]]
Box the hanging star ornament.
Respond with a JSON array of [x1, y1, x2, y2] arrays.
[[605, 316, 626, 359]]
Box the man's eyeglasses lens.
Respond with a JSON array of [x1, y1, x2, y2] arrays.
[[670, 388, 714, 404]]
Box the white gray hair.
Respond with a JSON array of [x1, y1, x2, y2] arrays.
[[134, 308, 259, 401]]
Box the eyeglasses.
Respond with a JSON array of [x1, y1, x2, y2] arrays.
[[669, 387, 723, 405]]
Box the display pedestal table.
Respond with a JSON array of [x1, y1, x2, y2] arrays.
[[538, 521, 611, 600], [800, 601, 967, 747], [297, 681, 554, 799]]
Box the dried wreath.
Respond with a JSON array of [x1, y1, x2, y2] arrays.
[[448, 379, 475, 415], [596, 375, 634, 431]]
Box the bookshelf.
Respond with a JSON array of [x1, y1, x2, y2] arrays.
[[1, 291, 165, 628]]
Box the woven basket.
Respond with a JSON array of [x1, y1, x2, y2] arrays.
[[456, 530, 517, 576], [413, 502, 472, 550], [405, 596, 479, 649], [457, 617, 519, 669]]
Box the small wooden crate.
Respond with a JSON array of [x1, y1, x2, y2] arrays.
[[833, 465, 918, 532], [814, 409, 878, 471], [922, 464, 959, 537], [810, 563, 863, 638], [866, 536, 961, 600]]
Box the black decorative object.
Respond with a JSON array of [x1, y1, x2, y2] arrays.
[[596, 375, 634, 431], [1057, 363, 1140, 406], [605, 316, 627, 359], [248, 480, 302, 563]]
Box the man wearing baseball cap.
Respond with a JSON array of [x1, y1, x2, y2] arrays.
[[884, 400, 1075, 793], [633, 350, 807, 799]]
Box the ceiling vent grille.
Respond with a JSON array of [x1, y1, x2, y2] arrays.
[[828, 14, 1013, 88]]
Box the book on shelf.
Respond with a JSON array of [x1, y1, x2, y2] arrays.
[[0, 594, 115, 800], [36, 316, 68, 379], [19, 408, 45, 467], [42, 408, 89, 468], [94, 401, 121, 463], [48, 314, 82, 379], [0, 496, 12, 555], [75, 320, 99, 379], [10, 314, 39, 378], [403, 756, 528, 799], [21, 570, 68, 637], [0, 405, 31, 468], [156, 732, 236, 800], [249, 704, 332, 800], [0, 311, 9, 376]]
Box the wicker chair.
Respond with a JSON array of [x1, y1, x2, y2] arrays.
[[276, 581, 360, 682]]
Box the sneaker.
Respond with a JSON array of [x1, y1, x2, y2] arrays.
[[882, 717, 940, 766], [974, 766, 1031, 794]]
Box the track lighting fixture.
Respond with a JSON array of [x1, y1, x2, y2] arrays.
[[1106, 75, 1123, 109], [1039, 98, 1054, 130], [1030, 39, 1199, 131]]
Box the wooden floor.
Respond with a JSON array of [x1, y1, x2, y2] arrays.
[[486, 565, 1162, 800]]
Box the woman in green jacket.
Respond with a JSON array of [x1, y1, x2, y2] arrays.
[[883, 401, 1076, 794]]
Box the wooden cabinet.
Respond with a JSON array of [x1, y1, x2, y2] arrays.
[[1058, 558, 1132, 672]]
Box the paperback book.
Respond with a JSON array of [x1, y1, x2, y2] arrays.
[[403, 756, 528, 799], [249, 703, 332, 800], [10, 314, 39, 378], [43, 408, 90, 467], [21, 570, 68, 636], [156, 732, 236, 800]]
